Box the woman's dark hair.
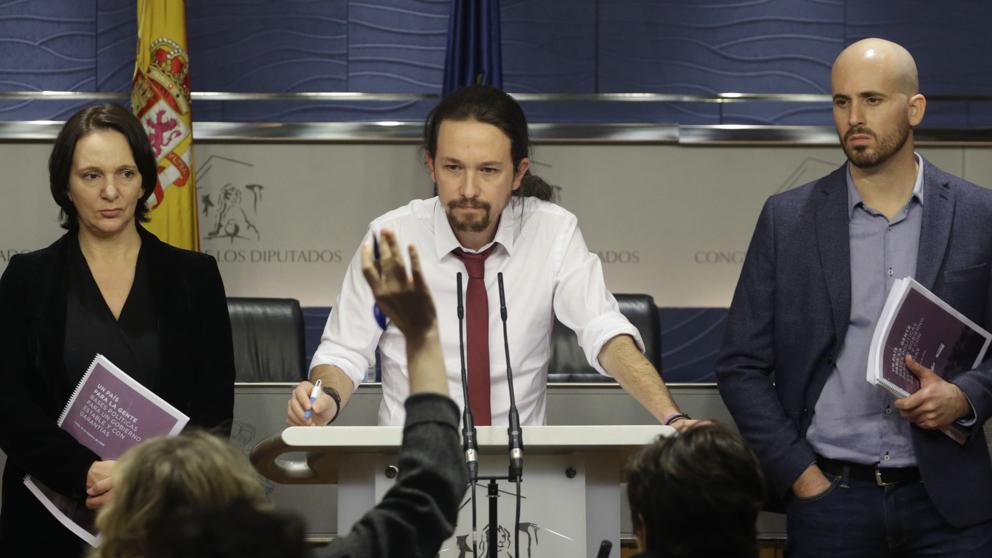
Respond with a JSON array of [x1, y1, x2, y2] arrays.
[[423, 85, 555, 201], [626, 423, 765, 558], [49, 103, 158, 229]]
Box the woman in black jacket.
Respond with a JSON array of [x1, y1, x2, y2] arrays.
[[0, 103, 235, 556]]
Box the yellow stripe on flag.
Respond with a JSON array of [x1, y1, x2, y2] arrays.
[[131, 0, 199, 250]]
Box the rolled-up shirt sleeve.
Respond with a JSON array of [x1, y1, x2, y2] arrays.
[[309, 229, 382, 391], [550, 219, 643, 377]]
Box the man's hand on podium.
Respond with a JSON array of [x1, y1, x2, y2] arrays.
[[670, 417, 707, 432], [287, 380, 338, 426]]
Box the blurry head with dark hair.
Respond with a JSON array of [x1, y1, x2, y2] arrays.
[[49, 103, 158, 230], [145, 500, 310, 558], [626, 424, 765, 558], [423, 86, 554, 249]]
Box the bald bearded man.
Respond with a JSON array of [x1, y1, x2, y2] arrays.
[[717, 38, 992, 557]]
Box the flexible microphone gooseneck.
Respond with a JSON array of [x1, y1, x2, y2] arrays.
[[456, 272, 479, 557], [497, 272, 523, 558], [497, 272, 523, 481], [456, 272, 480, 482]]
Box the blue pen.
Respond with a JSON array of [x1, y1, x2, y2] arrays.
[[372, 234, 389, 329], [303, 379, 322, 420]]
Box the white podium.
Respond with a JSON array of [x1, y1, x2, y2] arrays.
[[251, 424, 673, 558]]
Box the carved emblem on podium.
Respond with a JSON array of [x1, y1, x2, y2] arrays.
[[455, 522, 541, 558]]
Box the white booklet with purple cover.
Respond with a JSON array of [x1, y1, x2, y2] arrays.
[[867, 277, 990, 444], [23, 354, 188, 546]]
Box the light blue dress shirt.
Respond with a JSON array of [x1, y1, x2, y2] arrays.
[[806, 155, 925, 467]]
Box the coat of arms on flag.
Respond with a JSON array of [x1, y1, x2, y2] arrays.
[[133, 37, 192, 209], [132, 0, 199, 250]]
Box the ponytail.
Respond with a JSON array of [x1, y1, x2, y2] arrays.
[[514, 171, 556, 202]]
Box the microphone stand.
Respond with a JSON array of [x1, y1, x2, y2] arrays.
[[456, 272, 479, 557]]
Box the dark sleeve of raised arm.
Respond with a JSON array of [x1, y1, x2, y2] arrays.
[[320, 393, 468, 558]]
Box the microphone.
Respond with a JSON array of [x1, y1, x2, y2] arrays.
[[456, 272, 479, 483], [497, 272, 523, 482], [596, 540, 613, 558]]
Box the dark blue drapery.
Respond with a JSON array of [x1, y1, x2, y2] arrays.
[[442, 0, 502, 96]]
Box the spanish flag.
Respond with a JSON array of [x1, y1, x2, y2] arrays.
[[131, 0, 198, 250]]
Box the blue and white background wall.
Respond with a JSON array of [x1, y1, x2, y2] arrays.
[[1, 0, 990, 123], [1, 0, 990, 308]]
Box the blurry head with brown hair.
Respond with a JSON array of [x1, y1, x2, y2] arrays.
[[90, 430, 266, 558]]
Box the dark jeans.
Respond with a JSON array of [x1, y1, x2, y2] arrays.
[[786, 466, 992, 557]]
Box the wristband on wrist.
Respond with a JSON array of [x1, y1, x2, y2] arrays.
[[321, 386, 342, 424], [663, 412, 691, 426]]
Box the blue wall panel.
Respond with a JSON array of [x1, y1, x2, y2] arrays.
[[96, 0, 135, 93], [337, 0, 447, 122], [500, 0, 597, 94], [185, 0, 445, 121], [188, 1, 348, 93], [0, 0, 989, 124], [596, 0, 842, 124], [187, 0, 349, 121], [0, 1, 97, 119], [659, 308, 727, 383], [598, 0, 841, 95], [346, 0, 447, 92]]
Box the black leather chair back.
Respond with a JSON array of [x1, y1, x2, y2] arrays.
[[548, 293, 661, 382], [227, 297, 307, 382]]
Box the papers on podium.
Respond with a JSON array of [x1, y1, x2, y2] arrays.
[[867, 277, 990, 444], [23, 354, 189, 546]]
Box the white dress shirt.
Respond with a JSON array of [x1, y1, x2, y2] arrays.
[[310, 196, 643, 425]]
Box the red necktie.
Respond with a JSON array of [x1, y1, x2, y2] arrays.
[[454, 246, 496, 425]]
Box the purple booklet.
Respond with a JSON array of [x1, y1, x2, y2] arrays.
[[868, 278, 990, 443], [23, 354, 189, 546]]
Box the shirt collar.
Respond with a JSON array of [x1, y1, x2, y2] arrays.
[[846, 152, 925, 219], [433, 196, 521, 259]]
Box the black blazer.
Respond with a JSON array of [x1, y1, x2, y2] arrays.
[[0, 226, 235, 549], [716, 160, 992, 527]]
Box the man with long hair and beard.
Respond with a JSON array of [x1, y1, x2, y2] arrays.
[[718, 38, 992, 557], [287, 85, 699, 431]]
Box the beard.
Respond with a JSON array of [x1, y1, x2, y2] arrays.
[[445, 198, 492, 233], [841, 119, 912, 169]]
